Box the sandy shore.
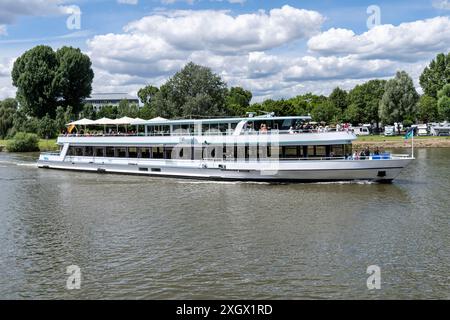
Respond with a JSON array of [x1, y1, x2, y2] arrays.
[[353, 137, 450, 149]]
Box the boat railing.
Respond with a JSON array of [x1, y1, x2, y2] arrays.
[[203, 154, 397, 162], [58, 128, 351, 138], [40, 151, 61, 156]]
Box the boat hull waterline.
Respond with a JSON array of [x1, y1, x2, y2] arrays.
[[37, 157, 412, 183]]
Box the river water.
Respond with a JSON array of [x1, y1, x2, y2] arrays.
[[0, 149, 449, 299]]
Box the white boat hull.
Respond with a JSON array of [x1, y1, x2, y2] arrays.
[[37, 156, 412, 183]]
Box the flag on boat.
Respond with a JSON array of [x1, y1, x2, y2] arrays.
[[67, 124, 76, 134], [404, 128, 414, 140]]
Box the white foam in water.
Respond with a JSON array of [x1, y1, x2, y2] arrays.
[[0, 160, 37, 168], [176, 180, 270, 185], [16, 163, 38, 168], [313, 180, 376, 185]]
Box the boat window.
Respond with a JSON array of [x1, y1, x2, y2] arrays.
[[315, 146, 327, 157], [194, 147, 203, 160], [74, 147, 83, 156], [165, 147, 173, 159], [106, 147, 115, 157], [84, 147, 93, 157], [152, 147, 164, 159], [248, 145, 258, 160], [140, 148, 151, 158], [344, 144, 352, 157], [95, 148, 104, 157], [67, 147, 74, 156], [201, 123, 209, 135], [181, 124, 192, 135], [281, 119, 294, 130], [117, 147, 127, 158], [284, 146, 298, 159], [331, 145, 344, 157], [128, 147, 138, 158], [218, 123, 228, 134]]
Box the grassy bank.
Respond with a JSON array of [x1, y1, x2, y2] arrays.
[[353, 135, 450, 148], [0, 139, 58, 152]]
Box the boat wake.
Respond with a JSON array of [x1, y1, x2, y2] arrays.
[[312, 180, 376, 185], [176, 180, 270, 185], [0, 160, 37, 168]]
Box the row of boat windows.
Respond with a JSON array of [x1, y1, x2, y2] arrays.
[[66, 145, 352, 159], [144, 119, 303, 135]]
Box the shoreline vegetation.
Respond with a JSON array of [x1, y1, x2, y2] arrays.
[[0, 139, 58, 152], [353, 135, 450, 149], [0, 136, 449, 154]]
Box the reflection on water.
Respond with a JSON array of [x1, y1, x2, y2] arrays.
[[0, 149, 449, 299]]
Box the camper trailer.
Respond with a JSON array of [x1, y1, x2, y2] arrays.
[[417, 124, 428, 136]]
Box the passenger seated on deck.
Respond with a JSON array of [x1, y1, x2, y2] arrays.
[[259, 124, 268, 133], [353, 150, 359, 160], [374, 147, 380, 155], [364, 147, 371, 157], [289, 126, 294, 134]]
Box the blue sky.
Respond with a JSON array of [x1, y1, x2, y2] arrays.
[[1, 0, 450, 100]]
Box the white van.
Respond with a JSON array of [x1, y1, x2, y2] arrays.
[[384, 126, 395, 136], [353, 126, 370, 136], [417, 124, 428, 136]]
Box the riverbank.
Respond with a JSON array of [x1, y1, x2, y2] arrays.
[[353, 135, 450, 149], [0, 139, 58, 152], [1, 136, 449, 153]]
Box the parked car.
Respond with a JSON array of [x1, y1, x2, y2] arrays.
[[384, 126, 395, 136], [353, 126, 370, 136]]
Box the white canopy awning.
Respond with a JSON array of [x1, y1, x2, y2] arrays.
[[94, 117, 115, 125], [67, 118, 96, 126], [131, 116, 168, 125], [150, 117, 168, 122], [111, 116, 136, 125]]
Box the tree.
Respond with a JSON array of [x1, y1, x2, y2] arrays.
[[419, 52, 450, 98], [0, 99, 18, 138], [79, 103, 97, 120], [342, 103, 361, 124], [347, 79, 386, 127], [6, 132, 40, 152], [328, 87, 348, 111], [226, 87, 252, 116], [138, 105, 155, 120], [11, 45, 94, 118], [287, 93, 327, 115], [417, 95, 438, 123], [54, 46, 94, 113], [437, 84, 450, 121], [97, 105, 118, 119], [138, 85, 159, 107], [379, 71, 419, 130], [11, 45, 59, 118], [38, 114, 58, 139], [246, 99, 297, 117], [310, 100, 341, 123], [117, 100, 139, 118], [152, 62, 228, 118]]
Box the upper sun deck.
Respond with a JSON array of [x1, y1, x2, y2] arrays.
[[63, 115, 334, 137], [59, 115, 357, 146]]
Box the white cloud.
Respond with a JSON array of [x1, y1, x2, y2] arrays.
[[432, 0, 450, 10], [0, 25, 7, 36], [118, 0, 139, 5], [121, 6, 324, 54], [308, 16, 450, 62], [0, 58, 16, 100], [0, 0, 77, 24], [87, 5, 413, 100]]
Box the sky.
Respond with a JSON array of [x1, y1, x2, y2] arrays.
[[0, 0, 450, 102]]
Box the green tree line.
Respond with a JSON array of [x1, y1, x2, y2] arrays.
[[1, 46, 450, 141]]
